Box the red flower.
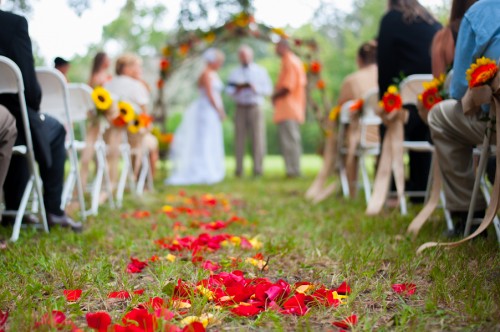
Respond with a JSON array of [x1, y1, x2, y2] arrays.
[[63, 289, 82, 302], [201, 260, 221, 272], [122, 308, 157, 332], [34, 310, 67, 329], [157, 79, 165, 89], [392, 283, 416, 295], [421, 87, 443, 110], [132, 210, 151, 219], [160, 59, 170, 71], [154, 308, 175, 321], [133, 289, 145, 295], [127, 257, 148, 274], [310, 61, 322, 74], [86, 312, 112, 332], [281, 293, 309, 316], [380, 86, 402, 113], [316, 79, 326, 90], [332, 314, 358, 329], [108, 291, 131, 299], [231, 304, 264, 317]]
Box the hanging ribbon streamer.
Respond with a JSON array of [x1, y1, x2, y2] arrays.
[[417, 74, 500, 253], [365, 109, 406, 215]]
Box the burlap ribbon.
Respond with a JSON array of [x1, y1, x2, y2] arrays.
[[407, 152, 442, 236], [366, 109, 406, 215], [345, 112, 362, 197], [417, 74, 500, 253]]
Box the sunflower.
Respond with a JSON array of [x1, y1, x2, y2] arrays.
[[117, 101, 135, 123], [91, 86, 113, 112], [329, 105, 341, 121], [128, 113, 152, 134], [466, 57, 498, 88], [271, 27, 288, 38], [127, 116, 141, 134], [203, 32, 217, 44], [380, 85, 402, 113]]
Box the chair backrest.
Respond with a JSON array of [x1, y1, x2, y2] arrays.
[[444, 69, 453, 95], [360, 88, 382, 126], [68, 83, 94, 123], [0, 56, 35, 152], [36, 67, 71, 125], [399, 74, 434, 105], [339, 100, 356, 125]]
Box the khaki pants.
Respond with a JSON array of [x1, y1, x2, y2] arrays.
[[428, 99, 490, 211], [0, 105, 17, 189], [234, 104, 265, 176], [278, 120, 302, 177]]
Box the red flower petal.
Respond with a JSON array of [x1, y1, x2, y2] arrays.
[[122, 308, 157, 332], [332, 315, 358, 329], [392, 283, 416, 295], [0, 310, 8, 329], [133, 289, 145, 295], [108, 291, 131, 299], [86, 311, 112, 331], [35, 310, 67, 328], [63, 289, 82, 302], [126, 257, 148, 274], [182, 322, 206, 332], [231, 304, 264, 317], [281, 293, 308, 316], [154, 308, 175, 321], [201, 260, 221, 272], [336, 281, 351, 295]]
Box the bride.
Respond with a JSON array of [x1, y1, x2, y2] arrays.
[[166, 48, 226, 185]]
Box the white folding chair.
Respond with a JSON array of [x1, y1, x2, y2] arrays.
[[116, 128, 137, 208], [0, 56, 49, 241], [68, 83, 115, 216], [399, 75, 454, 231], [135, 145, 155, 195], [35, 68, 86, 222]]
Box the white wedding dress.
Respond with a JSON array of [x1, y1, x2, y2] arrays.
[[166, 72, 225, 185]]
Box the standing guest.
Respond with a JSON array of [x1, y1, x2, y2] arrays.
[[79, 51, 113, 189], [0, 106, 16, 189], [104, 53, 159, 182], [272, 39, 307, 178], [428, 0, 500, 236], [54, 57, 70, 81], [226, 45, 272, 178], [0, 7, 81, 231], [377, 0, 441, 201], [431, 0, 478, 77]]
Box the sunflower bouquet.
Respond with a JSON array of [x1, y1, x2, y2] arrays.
[[128, 113, 153, 135], [467, 57, 498, 88], [112, 101, 136, 128], [379, 85, 402, 113], [418, 74, 447, 111]]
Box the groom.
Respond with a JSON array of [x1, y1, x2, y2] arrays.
[[226, 45, 272, 177]]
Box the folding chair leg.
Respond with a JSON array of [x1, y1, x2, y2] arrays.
[[440, 190, 455, 233], [464, 138, 490, 236], [360, 155, 372, 204], [400, 196, 408, 216], [71, 146, 87, 221], [11, 177, 34, 242], [61, 170, 75, 210], [339, 165, 350, 198]]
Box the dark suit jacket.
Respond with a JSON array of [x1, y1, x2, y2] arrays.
[[0, 10, 41, 115], [377, 10, 442, 99]]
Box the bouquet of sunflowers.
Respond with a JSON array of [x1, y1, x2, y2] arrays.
[[91, 86, 114, 118]]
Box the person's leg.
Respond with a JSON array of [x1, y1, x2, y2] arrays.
[[278, 120, 302, 177], [79, 119, 99, 189], [0, 106, 17, 189], [428, 99, 487, 212], [104, 127, 123, 186], [37, 114, 67, 216], [248, 105, 265, 176], [234, 106, 247, 177]]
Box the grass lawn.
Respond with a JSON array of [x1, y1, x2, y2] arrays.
[[0, 155, 499, 331]]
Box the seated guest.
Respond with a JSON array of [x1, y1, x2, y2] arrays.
[[0, 7, 81, 231], [104, 53, 159, 182], [377, 0, 441, 202], [431, 0, 477, 78], [0, 106, 16, 189], [54, 57, 70, 81], [428, 0, 500, 236]]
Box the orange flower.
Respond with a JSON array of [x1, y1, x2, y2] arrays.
[[157, 79, 164, 89], [379, 85, 402, 113], [349, 99, 364, 113], [316, 79, 326, 90], [179, 44, 190, 56], [419, 86, 443, 110], [310, 61, 321, 74], [466, 57, 498, 88]]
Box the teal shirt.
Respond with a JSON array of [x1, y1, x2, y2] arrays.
[[450, 0, 500, 100]]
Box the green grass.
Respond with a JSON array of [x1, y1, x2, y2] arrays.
[[1, 155, 499, 331]]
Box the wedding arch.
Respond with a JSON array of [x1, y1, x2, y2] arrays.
[[153, 11, 332, 133]]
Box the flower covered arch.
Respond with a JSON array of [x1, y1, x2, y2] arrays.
[[154, 12, 331, 131]]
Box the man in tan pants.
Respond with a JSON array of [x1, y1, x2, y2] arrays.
[[272, 39, 307, 178], [0, 105, 16, 189], [226, 45, 272, 177]]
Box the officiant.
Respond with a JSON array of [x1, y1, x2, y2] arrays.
[[226, 45, 272, 178]]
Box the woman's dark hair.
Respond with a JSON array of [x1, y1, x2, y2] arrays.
[[389, 0, 436, 24], [358, 40, 377, 65], [91, 52, 108, 75], [449, 0, 478, 35]]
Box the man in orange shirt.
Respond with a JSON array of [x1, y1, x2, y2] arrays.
[[272, 39, 307, 177]]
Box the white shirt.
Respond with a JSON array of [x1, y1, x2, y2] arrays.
[[226, 63, 272, 106], [104, 75, 150, 107]]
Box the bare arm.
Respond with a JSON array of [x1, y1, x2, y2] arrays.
[[200, 70, 225, 120]]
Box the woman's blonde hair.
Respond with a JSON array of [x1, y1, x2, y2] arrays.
[[115, 53, 142, 75]]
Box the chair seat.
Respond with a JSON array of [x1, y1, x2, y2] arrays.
[[65, 140, 86, 151], [12, 145, 27, 155], [403, 141, 434, 152]]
